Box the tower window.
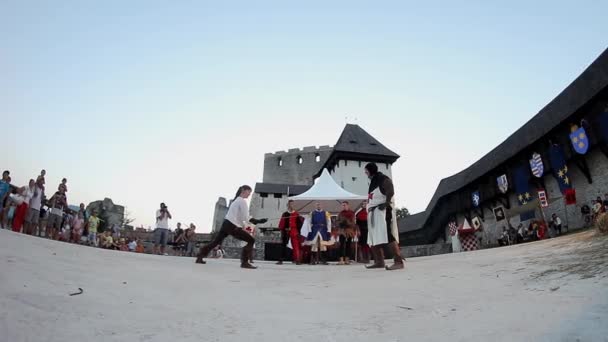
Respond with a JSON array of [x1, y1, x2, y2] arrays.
[[315, 154, 321, 162], [278, 158, 283, 167], [297, 156, 303, 165]]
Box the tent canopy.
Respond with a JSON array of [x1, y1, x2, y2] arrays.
[[288, 169, 367, 213]]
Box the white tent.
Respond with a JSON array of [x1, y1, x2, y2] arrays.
[[288, 169, 367, 213]]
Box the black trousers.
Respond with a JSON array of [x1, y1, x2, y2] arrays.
[[279, 229, 290, 262], [339, 235, 352, 258], [199, 220, 254, 263], [386, 206, 396, 243]]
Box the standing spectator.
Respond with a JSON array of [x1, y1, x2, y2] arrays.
[[71, 209, 85, 243], [12, 184, 33, 233], [47, 190, 67, 240], [173, 222, 186, 255], [58, 178, 68, 193], [86, 210, 101, 246], [154, 202, 172, 255], [0, 171, 11, 227], [551, 213, 563, 236], [185, 223, 197, 257], [111, 223, 121, 240], [24, 178, 44, 235], [4, 200, 17, 229], [36, 169, 46, 193]]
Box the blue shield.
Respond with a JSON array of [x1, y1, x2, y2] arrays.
[[570, 127, 589, 154], [529, 152, 544, 178]]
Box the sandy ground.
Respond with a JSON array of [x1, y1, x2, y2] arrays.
[[1, 229, 607, 342]]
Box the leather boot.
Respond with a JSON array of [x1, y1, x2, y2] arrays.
[[195, 245, 209, 264], [385, 241, 405, 271], [241, 246, 257, 269], [365, 246, 385, 269]]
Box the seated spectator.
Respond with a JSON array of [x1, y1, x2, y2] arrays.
[[135, 239, 145, 253], [592, 200, 602, 223], [507, 224, 517, 245], [551, 213, 563, 236], [128, 239, 137, 252], [516, 224, 525, 244], [497, 227, 510, 246], [100, 231, 117, 249], [536, 221, 547, 240], [118, 238, 129, 251], [581, 204, 592, 226]]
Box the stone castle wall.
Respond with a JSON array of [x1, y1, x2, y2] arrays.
[[263, 145, 333, 185]]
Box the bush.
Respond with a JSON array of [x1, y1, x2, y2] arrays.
[[595, 213, 608, 234]]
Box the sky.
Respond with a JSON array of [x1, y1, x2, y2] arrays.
[[1, 1, 607, 232]]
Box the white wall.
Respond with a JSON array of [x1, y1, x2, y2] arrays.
[[329, 159, 393, 195]]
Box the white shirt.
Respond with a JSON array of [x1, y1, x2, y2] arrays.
[[554, 217, 562, 225], [23, 186, 35, 205], [29, 186, 43, 210], [156, 209, 170, 229], [128, 241, 137, 251], [225, 197, 249, 227]]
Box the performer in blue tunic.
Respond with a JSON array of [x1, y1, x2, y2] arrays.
[[304, 202, 333, 265]]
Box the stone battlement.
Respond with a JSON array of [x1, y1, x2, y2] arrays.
[[264, 145, 333, 157]]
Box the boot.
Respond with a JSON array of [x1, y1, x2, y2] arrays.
[[276, 260, 283, 265], [320, 251, 328, 265], [195, 246, 209, 264], [366, 246, 385, 269], [338, 257, 345, 265], [385, 241, 405, 271], [241, 246, 257, 269], [345, 257, 351, 265]]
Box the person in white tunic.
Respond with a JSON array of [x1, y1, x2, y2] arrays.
[[364, 163, 404, 271], [195, 185, 267, 269]]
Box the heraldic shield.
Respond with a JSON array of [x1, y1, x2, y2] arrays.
[[570, 127, 589, 154], [529, 152, 544, 178], [497, 174, 508, 194]]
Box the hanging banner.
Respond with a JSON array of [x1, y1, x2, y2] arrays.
[[472, 191, 480, 207], [570, 126, 589, 154], [538, 189, 548, 208], [529, 152, 544, 178], [497, 174, 508, 194]]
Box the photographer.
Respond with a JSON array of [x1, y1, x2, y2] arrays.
[[154, 202, 172, 255]]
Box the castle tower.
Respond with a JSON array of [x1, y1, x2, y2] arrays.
[[315, 124, 400, 195]]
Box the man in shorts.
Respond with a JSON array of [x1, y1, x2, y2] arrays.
[[24, 178, 44, 235], [154, 202, 172, 255]]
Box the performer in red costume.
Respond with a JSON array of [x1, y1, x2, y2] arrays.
[[355, 200, 370, 263], [277, 200, 304, 265]]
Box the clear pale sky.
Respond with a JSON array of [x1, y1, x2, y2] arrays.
[[2, 1, 607, 232]]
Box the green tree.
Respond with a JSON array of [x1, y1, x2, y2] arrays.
[[396, 207, 410, 219]]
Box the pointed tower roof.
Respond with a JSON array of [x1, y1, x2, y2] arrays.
[[333, 124, 400, 159], [314, 124, 400, 178]]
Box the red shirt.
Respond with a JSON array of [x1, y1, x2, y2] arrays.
[[356, 208, 368, 222]]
